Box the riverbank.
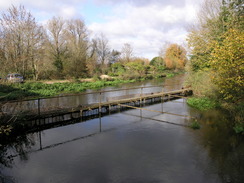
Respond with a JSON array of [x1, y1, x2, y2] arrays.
[[0, 71, 183, 102], [187, 97, 244, 135], [0, 79, 135, 101]]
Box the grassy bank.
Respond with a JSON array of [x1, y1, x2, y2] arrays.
[[0, 79, 136, 101], [187, 97, 244, 135], [187, 97, 219, 111], [0, 70, 184, 101]]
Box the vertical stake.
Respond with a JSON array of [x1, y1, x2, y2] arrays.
[[39, 131, 42, 150], [99, 92, 102, 113], [161, 95, 164, 112], [140, 87, 143, 118], [38, 98, 41, 125], [99, 111, 102, 132]]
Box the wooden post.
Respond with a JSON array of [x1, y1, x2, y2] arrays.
[[161, 94, 164, 112], [39, 131, 42, 150], [140, 87, 143, 106], [38, 98, 41, 125], [99, 115, 102, 132], [99, 92, 102, 114]]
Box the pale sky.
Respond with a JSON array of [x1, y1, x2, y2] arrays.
[[0, 0, 202, 59]]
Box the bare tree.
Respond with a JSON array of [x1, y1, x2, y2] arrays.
[[86, 39, 99, 76], [46, 16, 66, 75], [24, 18, 47, 80], [121, 43, 133, 63], [64, 19, 89, 78], [109, 49, 121, 65], [0, 5, 46, 79], [158, 42, 170, 58], [93, 33, 110, 74]]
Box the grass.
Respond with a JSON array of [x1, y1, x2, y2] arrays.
[[187, 97, 219, 111], [166, 73, 175, 78], [0, 79, 136, 101], [189, 120, 201, 130]]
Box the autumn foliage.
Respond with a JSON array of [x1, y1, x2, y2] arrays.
[[210, 29, 244, 102], [187, 0, 244, 104], [164, 44, 187, 70]]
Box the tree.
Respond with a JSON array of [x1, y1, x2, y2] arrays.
[[187, 0, 243, 71], [92, 33, 110, 74], [86, 39, 99, 76], [63, 19, 89, 78], [121, 43, 134, 63], [0, 5, 46, 79], [109, 50, 121, 65], [24, 17, 47, 80], [187, 0, 223, 71], [46, 17, 66, 76], [110, 62, 125, 76], [150, 57, 165, 67], [158, 42, 170, 58], [125, 58, 149, 78], [150, 57, 165, 74], [186, 0, 244, 104], [164, 44, 187, 70], [210, 29, 244, 102]]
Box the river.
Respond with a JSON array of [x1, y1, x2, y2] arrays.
[[0, 74, 243, 183]]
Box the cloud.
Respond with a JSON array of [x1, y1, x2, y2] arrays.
[[88, 1, 199, 59], [0, 0, 84, 21], [0, 0, 202, 59], [92, 0, 186, 7]]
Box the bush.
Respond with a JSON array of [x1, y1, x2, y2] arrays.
[[187, 97, 219, 111], [189, 120, 201, 129], [185, 70, 217, 97]]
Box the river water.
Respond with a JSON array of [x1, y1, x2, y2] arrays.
[[0, 75, 243, 183]]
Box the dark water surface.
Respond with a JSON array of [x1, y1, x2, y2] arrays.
[[1, 75, 243, 183]]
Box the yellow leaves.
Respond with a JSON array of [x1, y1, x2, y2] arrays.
[[209, 28, 244, 102], [164, 43, 187, 69]]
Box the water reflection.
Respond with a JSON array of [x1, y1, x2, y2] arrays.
[[189, 109, 244, 183], [1, 100, 243, 182], [0, 134, 37, 183]]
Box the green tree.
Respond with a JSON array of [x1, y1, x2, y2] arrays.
[[150, 57, 165, 74], [150, 57, 165, 67], [125, 59, 148, 78], [110, 62, 125, 76]]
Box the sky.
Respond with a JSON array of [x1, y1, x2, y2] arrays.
[[0, 0, 202, 60]]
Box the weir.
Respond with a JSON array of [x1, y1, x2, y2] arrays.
[[31, 89, 192, 128], [0, 85, 192, 129]]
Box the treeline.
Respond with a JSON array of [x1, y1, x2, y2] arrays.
[[0, 5, 187, 80], [187, 0, 243, 104]]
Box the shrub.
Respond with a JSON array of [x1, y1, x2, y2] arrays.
[[187, 97, 219, 111], [189, 120, 201, 129]]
